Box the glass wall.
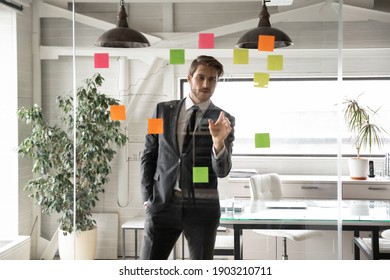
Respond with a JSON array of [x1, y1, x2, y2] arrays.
[[5, 0, 390, 262]]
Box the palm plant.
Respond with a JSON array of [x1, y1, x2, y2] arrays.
[[343, 94, 386, 158]]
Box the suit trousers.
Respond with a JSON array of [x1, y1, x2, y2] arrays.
[[140, 196, 220, 260]]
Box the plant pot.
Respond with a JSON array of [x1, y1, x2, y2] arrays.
[[348, 157, 369, 180], [58, 228, 97, 260]]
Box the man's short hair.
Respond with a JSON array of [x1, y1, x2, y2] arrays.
[[188, 55, 224, 78]]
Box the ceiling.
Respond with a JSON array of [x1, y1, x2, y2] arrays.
[[37, 0, 390, 49]]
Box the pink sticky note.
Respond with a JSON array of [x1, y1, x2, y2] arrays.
[[198, 33, 215, 49], [94, 53, 109, 68]]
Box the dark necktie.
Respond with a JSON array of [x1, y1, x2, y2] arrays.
[[182, 106, 199, 153]]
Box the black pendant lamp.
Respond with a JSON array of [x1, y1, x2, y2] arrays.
[[95, 0, 150, 48], [236, 0, 293, 49]]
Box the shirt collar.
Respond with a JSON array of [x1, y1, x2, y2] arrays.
[[185, 95, 211, 113]]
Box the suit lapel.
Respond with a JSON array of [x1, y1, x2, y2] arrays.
[[172, 99, 185, 155], [202, 102, 216, 120]]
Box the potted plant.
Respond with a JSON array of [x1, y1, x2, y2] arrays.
[[343, 94, 387, 179], [17, 73, 127, 259]]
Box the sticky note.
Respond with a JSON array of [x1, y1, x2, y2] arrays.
[[170, 49, 185, 64], [255, 133, 271, 148], [198, 33, 214, 49], [148, 118, 164, 134], [193, 167, 209, 183], [258, 35, 275, 52], [110, 105, 126, 120], [267, 55, 283, 71], [254, 73, 270, 88], [233, 48, 249, 64], [94, 53, 109, 68]]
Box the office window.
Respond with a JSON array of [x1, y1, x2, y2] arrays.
[[181, 78, 390, 156]]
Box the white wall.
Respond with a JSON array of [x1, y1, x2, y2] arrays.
[[0, 6, 19, 239], [17, 3, 34, 238]]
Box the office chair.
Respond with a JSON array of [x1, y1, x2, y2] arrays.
[[249, 173, 321, 260]]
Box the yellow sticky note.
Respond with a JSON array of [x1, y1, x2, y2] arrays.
[[258, 35, 275, 52], [193, 167, 209, 183], [255, 133, 271, 148], [254, 73, 270, 88], [148, 118, 164, 134], [233, 48, 249, 64], [267, 55, 283, 71], [110, 105, 126, 120]]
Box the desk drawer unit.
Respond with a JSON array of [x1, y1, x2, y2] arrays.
[[228, 180, 251, 198], [282, 183, 337, 199], [343, 183, 390, 200]]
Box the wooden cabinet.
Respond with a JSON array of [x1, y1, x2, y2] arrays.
[[342, 179, 390, 200], [281, 175, 336, 199], [228, 176, 338, 200], [227, 180, 250, 198]]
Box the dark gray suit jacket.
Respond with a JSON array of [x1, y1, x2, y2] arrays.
[[140, 98, 235, 217]]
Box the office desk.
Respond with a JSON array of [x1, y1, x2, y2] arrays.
[[220, 199, 390, 260]]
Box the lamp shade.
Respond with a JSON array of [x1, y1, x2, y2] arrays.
[[236, 1, 292, 49], [95, 1, 150, 48]]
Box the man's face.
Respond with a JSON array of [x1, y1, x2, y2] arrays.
[[187, 64, 219, 104]]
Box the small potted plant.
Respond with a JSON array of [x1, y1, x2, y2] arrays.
[[343, 94, 387, 179], [18, 73, 127, 259]]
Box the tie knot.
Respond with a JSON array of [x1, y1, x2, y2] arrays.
[[191, 105, 199, 112]]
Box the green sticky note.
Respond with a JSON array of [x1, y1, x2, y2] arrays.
[[233, 48, 249, 64], [193, 167, 209, 183], [267, 55, 283, 71], [170, 49, 185, 64], [254, 73, 270, 88], [255, 133, 271, 148]]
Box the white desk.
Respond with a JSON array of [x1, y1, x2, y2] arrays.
[[121, 216, 180, 260], [121, 216, 145, 260], [220, 199, 390, 260]]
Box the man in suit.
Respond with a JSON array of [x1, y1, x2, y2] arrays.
[[140, 55, 235, 260]]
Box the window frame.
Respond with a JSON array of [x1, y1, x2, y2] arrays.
[[180, 76, 390, 158]]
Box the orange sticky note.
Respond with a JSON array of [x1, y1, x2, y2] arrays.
[[94, 53, 109, 68], [198, 33, 214, 49], [258, 35, 275, 52], [148, 118, 164, 134], [110, 105, 126, 120]]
